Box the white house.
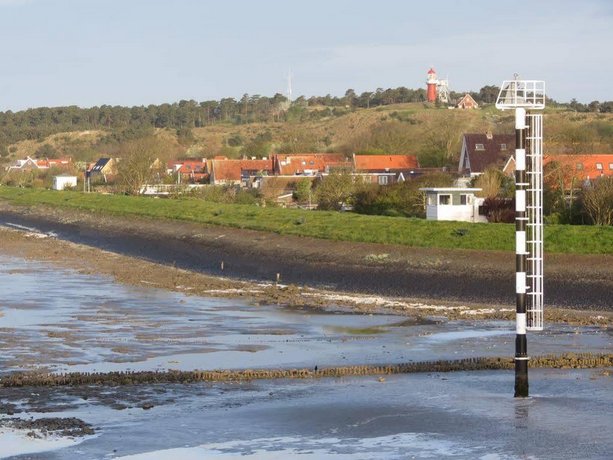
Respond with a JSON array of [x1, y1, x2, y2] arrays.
[[420, 187, 487, 223], [52, 175, 77, 190]]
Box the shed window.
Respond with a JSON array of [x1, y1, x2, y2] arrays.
[[595, 162, 603, 170], [475, 144, 485, 151], [427, 194, 436, 206], [439, 194, 451, 205], [460, 194, 468, 205]]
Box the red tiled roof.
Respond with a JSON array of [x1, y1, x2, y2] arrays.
[[354, 154, 419, 171], [35, 157, 72, 168], [212, 159, 274, 182], [274, 154, 348, 175], [544, 154, 613, 182], [178, 160, 207, 175]]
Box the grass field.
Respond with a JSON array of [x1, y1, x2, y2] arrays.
[[1, 187, 612, 254]]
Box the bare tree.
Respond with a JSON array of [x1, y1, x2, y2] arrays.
[[474, 168, 504, 198], [116, 137, 174, 195], [582, 176, 613, 225]]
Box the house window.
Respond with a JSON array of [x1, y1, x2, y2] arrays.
[[595, 162, 603, 170], [576, 162, 584, 170], [475, 143, 485, 150], [609, 163, 613, 170], [439, 194, 451, 205], [500, 144, 507, 150], [378, 175, 389, 185], [460, 194, 468, 205]]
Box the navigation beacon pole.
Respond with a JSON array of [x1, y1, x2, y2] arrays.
[[496, 77, 546, 398], [514, 107, 529, 397]]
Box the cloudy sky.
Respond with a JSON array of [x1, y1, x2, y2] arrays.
[[0, 0, 611, 110]]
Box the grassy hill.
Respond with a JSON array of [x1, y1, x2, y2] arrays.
[[2, 103, 612, 167]]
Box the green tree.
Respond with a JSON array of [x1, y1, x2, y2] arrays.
[[293, 178, 313, 205], [315, 169, 355, 210]]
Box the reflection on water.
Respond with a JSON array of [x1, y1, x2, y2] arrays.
[[1, 255, 612, 459], [0, 255, 610, 376]]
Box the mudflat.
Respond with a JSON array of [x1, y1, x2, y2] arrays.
[[0, 201, 611, 325]]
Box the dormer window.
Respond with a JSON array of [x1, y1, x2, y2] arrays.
[[475, 144, 485, 151]]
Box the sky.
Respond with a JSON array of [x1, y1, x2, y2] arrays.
[[0, 0, 611, 111]]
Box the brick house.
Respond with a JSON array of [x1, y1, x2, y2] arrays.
[[352, 154, 420, 185]]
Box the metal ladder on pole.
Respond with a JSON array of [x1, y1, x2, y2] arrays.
[[526, 113, 544, 331]]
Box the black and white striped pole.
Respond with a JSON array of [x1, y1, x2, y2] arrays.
[[496, 77, 546, 398], [514, 108, 529, 397]]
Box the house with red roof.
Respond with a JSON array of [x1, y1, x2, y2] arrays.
[[273, 153, 349, 176], [6, 156, 73, 172], [178, 159, 208, 183], [456, 94, 479, 110], [209, 158, 274, 186], [352, 154, 420, 184], [544, 154, 613, 188]]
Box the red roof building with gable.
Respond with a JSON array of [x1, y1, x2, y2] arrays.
[[178, 160, 208, 183], [210, 158, 274, 185], [273, 153, 349, 176], [544, 154, 613, 188], [352, 154, 420, 184]]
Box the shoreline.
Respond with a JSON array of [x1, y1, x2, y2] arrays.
[[0, 224, 610, 327]]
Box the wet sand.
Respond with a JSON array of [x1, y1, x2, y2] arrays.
[[1, 212, 612, 459], [0, 200, 611, 325]]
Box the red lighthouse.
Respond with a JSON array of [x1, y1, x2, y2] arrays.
[[426, 67, 438, 102]]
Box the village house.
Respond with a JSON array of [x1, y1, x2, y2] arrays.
[[352, 154, 420, 185], [543, 154, 613, 188], [177, 159, 208, 183], [458, 132, 515, 177], [456, 94, 479, 109], [86, 158, 118, 183], [6, 156, 73, 172], [273, 153, 349, 176], [209, 158, 274, 186]]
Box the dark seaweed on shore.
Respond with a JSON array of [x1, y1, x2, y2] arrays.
[[1, 353, 610, 388]]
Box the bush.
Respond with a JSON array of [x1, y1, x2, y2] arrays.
[[481, 197, 515, 223]]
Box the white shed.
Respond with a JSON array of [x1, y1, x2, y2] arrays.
[[52, 175, 77, 190], [420, 187, 487, 223]]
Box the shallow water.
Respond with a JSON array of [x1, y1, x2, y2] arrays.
[[1, 255, 609, 376], [0, 255, 611, 459]]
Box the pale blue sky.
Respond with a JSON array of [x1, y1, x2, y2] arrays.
[[0, 0, 611, 110]]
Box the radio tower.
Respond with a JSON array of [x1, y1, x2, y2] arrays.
[[287, 68, 293, 104]]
